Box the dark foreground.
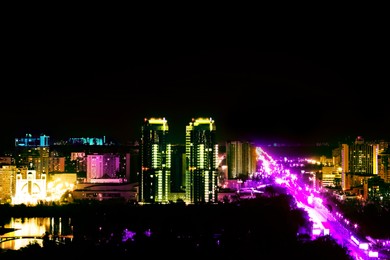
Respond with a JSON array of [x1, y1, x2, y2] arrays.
[[0, 196, 353, 259]]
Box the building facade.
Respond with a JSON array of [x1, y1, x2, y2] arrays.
[[15, 133, 50, 147], [170, 144, 186, 193], [139, 117, 171, 204], [185, 117, 218, 204], [340, 136, 379, 200], [378, 148, 390, 183], [86, 153, 120, 181], [0, 165, 17, 203], [13, 164, 47, 205], [71, 182, 138, 203], [226, 141, 257, 180]]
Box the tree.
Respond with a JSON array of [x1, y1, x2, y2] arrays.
[[333, 177, 341, 188]]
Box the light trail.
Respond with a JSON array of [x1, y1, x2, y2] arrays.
[[254, 146, 378, 259]]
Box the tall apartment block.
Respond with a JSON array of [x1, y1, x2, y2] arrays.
[[226, 141, 257, 180], [378, 149, 390, 183], [340, 136, 379, 200], [139, 117, 171, 204], [0, 165, 17, 203], [185, 117, 218, 204]]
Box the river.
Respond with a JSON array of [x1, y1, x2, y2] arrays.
[[0, 217, 73, 250]]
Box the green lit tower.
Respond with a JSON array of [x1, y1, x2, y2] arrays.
[[185, 117, 218, 204], [140, 117, 171, 204]]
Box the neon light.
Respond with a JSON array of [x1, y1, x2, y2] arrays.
[[351, 235, 360, 245]]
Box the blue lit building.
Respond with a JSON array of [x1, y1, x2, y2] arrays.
[[15, 133, 50, 147]]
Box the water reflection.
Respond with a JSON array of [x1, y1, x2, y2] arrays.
[[0, 217, 73, 250]]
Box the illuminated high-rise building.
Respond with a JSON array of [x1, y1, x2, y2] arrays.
[[48, 156, 66, 173], [13, 146, 50, 175], [185, 117, 218, 204], [70, 152, 87, 173], [378, 148, 390, 183], [226, 141, 257, 180], [15, 133, 50, 147], [139, 117, 171, 204], [340, 136, 379, 199], [0, 165, 17, 203], [87, 154, 104, 181]]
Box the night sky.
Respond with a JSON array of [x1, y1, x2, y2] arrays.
[[2, 14, 389, 150]]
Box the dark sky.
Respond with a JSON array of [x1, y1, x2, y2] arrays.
[[2, 13, 389, 150]]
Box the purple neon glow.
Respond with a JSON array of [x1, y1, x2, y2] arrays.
[[144, 229, 152, 237], [255, 146, 278, 177], [122, 228, 136, 242]]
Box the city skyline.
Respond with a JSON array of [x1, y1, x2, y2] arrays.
[[1, 105, 388, 151]]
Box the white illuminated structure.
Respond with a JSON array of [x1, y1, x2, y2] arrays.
[[13, 168, 47, 205]]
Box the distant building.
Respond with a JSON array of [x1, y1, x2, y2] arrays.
[[320, 166, 341, 188], [339, 136, 379, 200], [0, 165, 17, 203], [185, 117, 218, 204], [2, 132, 145, 204], [86, 153, 120, 181], [67, 136, 105, 146], [71, 182, 138, 203], [378, 148, 390, 183], [139, 117, 171, 204], [226, 141, 257, 180], [15, 133, 49, 147], [0, 156, 13, 165], [13, 146, 50, 176], [48, 156, 66, 173], [70, 152, 87, 173]]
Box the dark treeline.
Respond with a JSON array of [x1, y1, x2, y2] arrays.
[[0, 195, 352, 259], [322, 190, 390, 239]]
